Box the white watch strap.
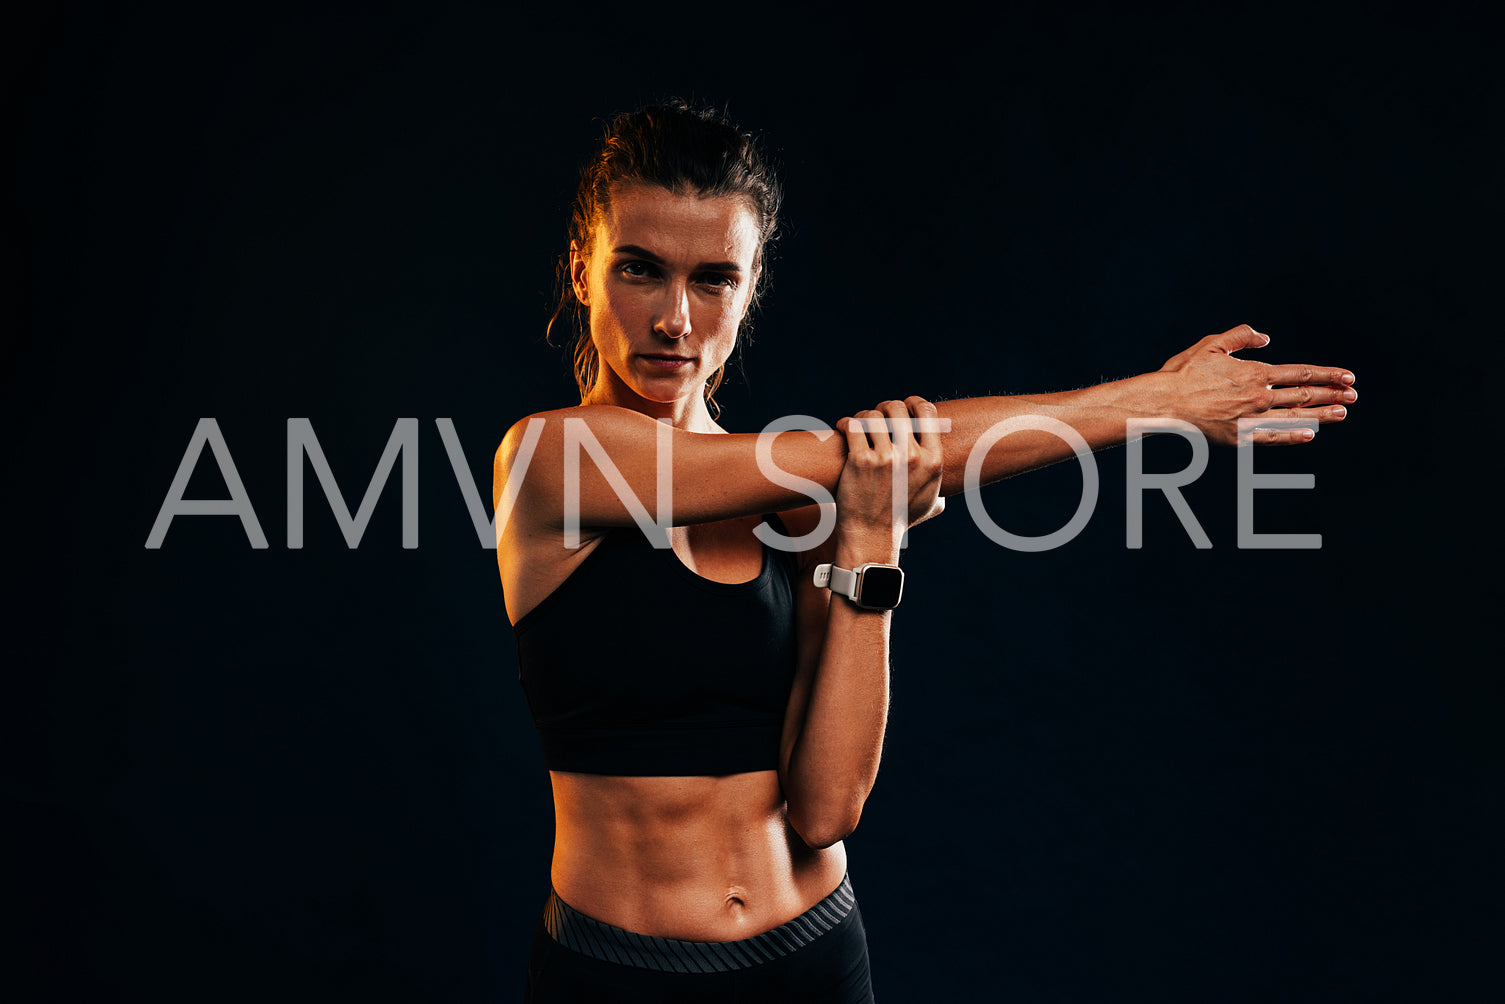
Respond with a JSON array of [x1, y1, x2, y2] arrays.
[[813, 563, 858, 599]]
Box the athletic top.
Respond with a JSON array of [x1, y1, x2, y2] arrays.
[[512, 517, 800, 776]]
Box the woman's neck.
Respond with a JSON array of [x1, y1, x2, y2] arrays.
[[583, 373, 723, 434]]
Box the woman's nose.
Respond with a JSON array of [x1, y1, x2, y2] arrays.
[[654, 282, 691, 339]]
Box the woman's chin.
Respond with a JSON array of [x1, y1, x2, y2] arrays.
[[631, 375, 701, 406]]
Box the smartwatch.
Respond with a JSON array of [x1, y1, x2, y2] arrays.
[[813, 562, 904, 610]]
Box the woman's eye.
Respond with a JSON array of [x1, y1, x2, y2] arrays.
[[698, 273, 737, 292], [620, 261, 657, 279]]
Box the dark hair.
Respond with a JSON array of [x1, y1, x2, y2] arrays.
[[546, 100, 783, 419]]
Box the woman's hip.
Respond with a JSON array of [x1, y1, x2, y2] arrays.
[[525, 872, 874, 1003]]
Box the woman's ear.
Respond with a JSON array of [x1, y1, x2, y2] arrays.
[[570, 242, 590, 306]]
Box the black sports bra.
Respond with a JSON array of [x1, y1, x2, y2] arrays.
[[512, 517, 800, 776]]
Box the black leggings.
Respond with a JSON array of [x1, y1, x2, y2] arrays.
[[525, 874, 875, 1003]]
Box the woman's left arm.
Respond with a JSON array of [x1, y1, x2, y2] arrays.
[[779, 398, 944, 849]]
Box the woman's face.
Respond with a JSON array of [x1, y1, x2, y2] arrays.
[[573, 183, 761, 420]]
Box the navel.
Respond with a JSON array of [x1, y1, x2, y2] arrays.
[[724, 886, 749, 911]]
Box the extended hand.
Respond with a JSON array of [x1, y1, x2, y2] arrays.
[[1158, 324, 1356, 446]]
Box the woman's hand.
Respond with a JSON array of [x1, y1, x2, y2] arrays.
[[1157, 323, 1356, 446], [834, 397, 945, 554]]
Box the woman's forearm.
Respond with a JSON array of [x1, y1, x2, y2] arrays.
[[933, 372, 1179, 495], [781, 529, 898, 850], [779, 398, 929, 850]]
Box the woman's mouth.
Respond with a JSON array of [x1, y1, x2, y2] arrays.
[[640, 354, 694, 371]]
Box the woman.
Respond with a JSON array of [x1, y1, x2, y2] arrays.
[[495, 102, 1355, 1002]]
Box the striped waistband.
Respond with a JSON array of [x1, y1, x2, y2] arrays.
[[542, 874, 856, 973]]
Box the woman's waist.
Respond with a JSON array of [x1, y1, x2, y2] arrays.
[[548, 769, 846, 940], [549, 845, 848, 942], [541, 872, 860, 973]]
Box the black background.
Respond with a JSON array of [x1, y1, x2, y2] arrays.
[[8, 3, 1497, 1001]]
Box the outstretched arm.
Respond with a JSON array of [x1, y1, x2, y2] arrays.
[[494, 324, 1355, 530]]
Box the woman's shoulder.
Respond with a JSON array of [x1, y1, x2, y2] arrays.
[[496, 404, 651, 466], [500, 402, 636, 436]]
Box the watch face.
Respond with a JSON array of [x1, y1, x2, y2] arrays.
[[857, 565, 904, 609]]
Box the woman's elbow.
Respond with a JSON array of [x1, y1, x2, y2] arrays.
[[786, 801, 863, 851]]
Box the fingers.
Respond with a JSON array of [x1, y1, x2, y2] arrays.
[[837, 397, 946, 533], [1207, 323, 1270, 355], [876, 400, 913, 455], [905, 395, 942, 455], [846, 399, 941, 442], [1243, 401, 1346, 443], [1264, 382, 1357, 413], [847, 401, 912, 460], [1246, 426, 1317, 445], [1204, 326, 1359, 390], [1260, 404, 1348, 430], [840, 411, 885, 457], [1263, 363, 1357, 388], [1241, 348, 1355, 435], [844, 397, 945, 470]]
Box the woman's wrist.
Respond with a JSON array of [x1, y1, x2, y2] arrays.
[[833, 525, 902, 567], [1129, 370, 1187, 423]]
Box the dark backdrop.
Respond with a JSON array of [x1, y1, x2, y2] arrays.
[[8, 3, 1496, 1001]]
